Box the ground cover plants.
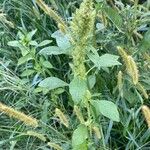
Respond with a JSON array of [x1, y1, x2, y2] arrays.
[[0, 0, 150, 149]]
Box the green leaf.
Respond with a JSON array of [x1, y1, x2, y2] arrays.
[[139, 29, 150, 52], [39, 77, 68, 90], [91, 100, 120, 122], [69, 77, 88, 104], [39, 46, 66, 55], [72, 124, 88, 148], [104, 6, 123, 30], [7, 41, 22, 47], [26, 29, 37, 41], [88, 53, 121, 69], [18, 54, 33, 65], [88, 75, 96, 89], [42, 61, 53, 69], [96, 23, 105, 31], [72, 141, 88, 150], [21, 69, 35, 77], [38, 40, 52, 47], [51, 30, 71, 50], [34, 87, 43, 93], [41, 100, 50, 124], [29, 40, 38, 46], [8, 41, 29, 56]]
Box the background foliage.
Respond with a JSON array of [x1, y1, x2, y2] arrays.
[[0, 0, 150, 149]]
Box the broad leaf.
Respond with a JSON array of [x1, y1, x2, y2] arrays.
[[91, 100, 120, 122], [88, 53, 121, 69], [72, 125, 88, 148], [51, 30, 71, 50], [72, 141, 88, 150], [39, 77, 68, 90], [69, 77, 88, 104]]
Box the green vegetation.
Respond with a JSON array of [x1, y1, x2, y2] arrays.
[[0, 0, 150, 149]]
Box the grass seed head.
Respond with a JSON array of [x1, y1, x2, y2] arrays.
[[137, 83, 149, 99], [27, 131, 46, 142], [55, 108, 69, 128], [0, 102, 38, 127], [92, 125, 101, 139], [36, 0, 67, 32], [47, 142, 62, 150], [141, 105, 150, 128], [74, 105, 85, 124], [127, 56, 139, 85]]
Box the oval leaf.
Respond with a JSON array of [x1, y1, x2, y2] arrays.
[[72, 124, 88, 148], [91, 100, 120, 122], [39, 77, 68, 90], [69, 77, 88, 104], [39, 46, 65, 55], [88, 53, 121, 69], [51, 30, 71, 50]]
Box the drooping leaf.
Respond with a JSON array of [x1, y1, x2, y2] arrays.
[[139, 29, 150, 52], [41, 100, 50, 125], [72, 124, 88, 149], [69, 77, 88, 104], [103, 6, 123, 30], [88, 53, 121, 69], [91, 100, 120, 122], [39, 77, 68, 90], [88, 75, 96, 89], [8, 41, 29, 56]]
